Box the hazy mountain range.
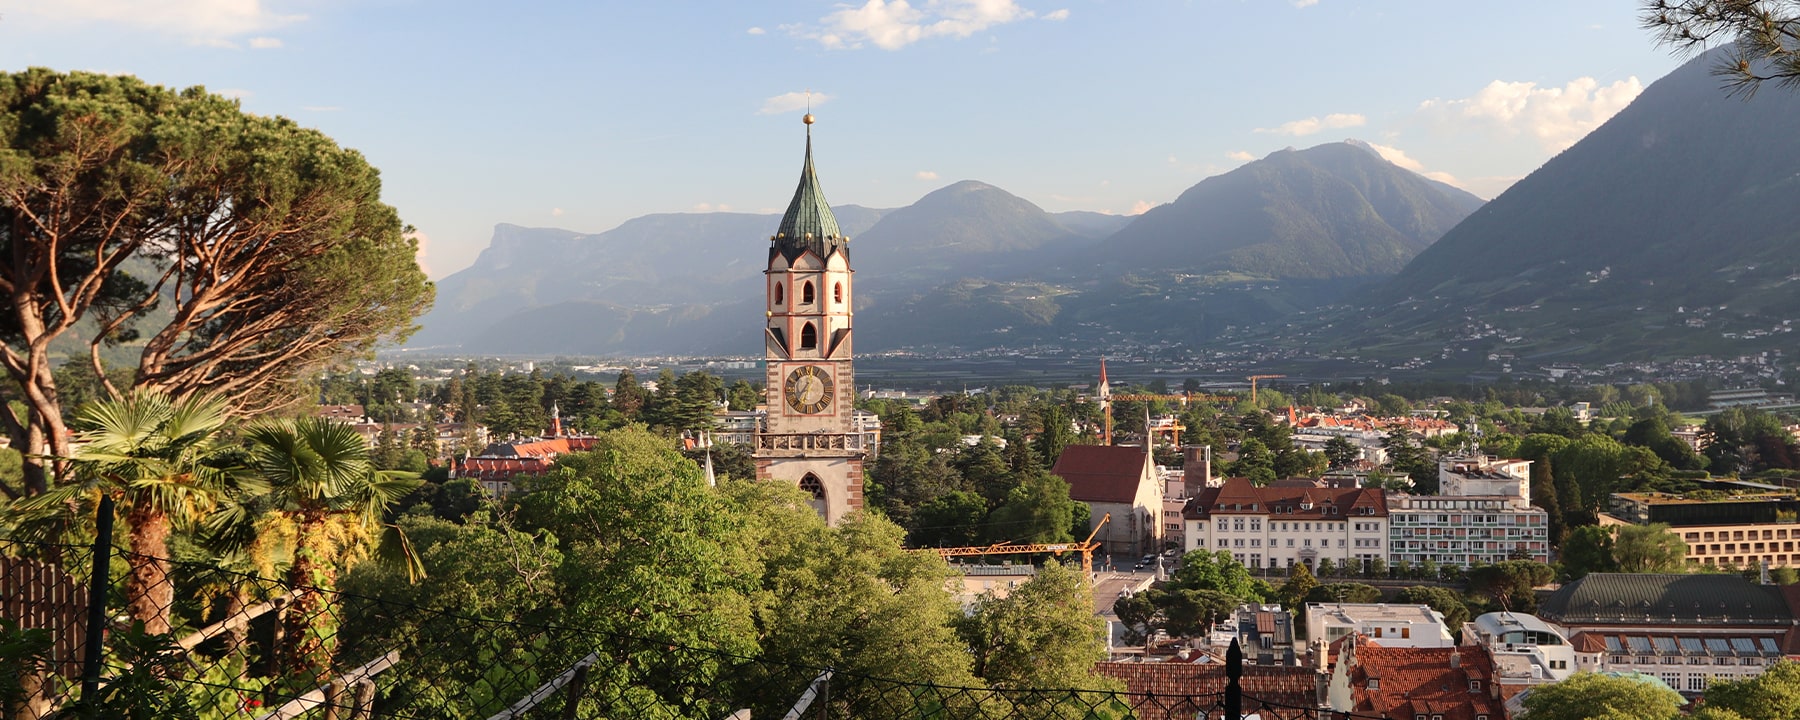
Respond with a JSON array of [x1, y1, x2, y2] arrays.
[[409, 140, 1478, 355], [409, 48, 1799, 363]]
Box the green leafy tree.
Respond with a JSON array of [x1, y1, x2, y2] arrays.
[[1467, 561, 1555, 613], [1315, 557, 1337, 578], [1231, 438, 1277, 485], [1395, 586, 1470, 631], [959, 561, 1115, 691], [1561, 525, 1619, 579], [1613, 523, 1687, 572], [611, 369, 646, 420], [15, 390, 239, 634], [1172, 550, 1264, 601], [726, 379, 759, 411], [1521, 671, 1683, 720], [0, 70, 432, 493], [1305, 582, 1381, 604], [1159, 588, 1239, 638], [983, 471, 1078, 544], [1323, 436, 1359, 469], [910, 491, 989, 547], [1113, 592, 1159, 644], [1702, 660, 1800, 720], [1279, 562, 1319, 609]]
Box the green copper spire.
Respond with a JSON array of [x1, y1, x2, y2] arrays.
[[774, 116, 847, 261]]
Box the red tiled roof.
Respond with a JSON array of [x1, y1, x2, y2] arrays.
[[1093, 662, 1319, 719], [1052, 445, 1154, 504], [459, 457, 553, 481], [1184, 478, 1388, 520], [1347, 641, 1503, 720]]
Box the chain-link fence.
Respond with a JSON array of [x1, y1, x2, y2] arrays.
[[0, 506, 1384, 720]]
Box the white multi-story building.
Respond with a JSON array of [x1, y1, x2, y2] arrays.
[[1306, 603, 1455, 649], [1387, 455, 1551, 568], [1461, 612, 1583, 689], [1182, 478, 1389, 572]]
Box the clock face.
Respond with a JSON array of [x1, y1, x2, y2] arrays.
[[784, 364, 835, 414]]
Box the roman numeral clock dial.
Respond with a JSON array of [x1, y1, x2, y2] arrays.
[[784, 364, 835, 414]]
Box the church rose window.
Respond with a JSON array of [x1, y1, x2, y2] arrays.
[[802, 281, 815, 304], [800, 322, 818, 350]]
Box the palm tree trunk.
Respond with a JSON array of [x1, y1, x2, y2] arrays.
[[282, 511, 338, 684], [125, 501, 175, 635]]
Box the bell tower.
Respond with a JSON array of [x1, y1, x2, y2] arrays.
[[753, 112, 864, 524]]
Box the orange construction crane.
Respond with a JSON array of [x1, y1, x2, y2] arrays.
[[924, 513, 1111, 575], [1247, 374, 1286, 405]]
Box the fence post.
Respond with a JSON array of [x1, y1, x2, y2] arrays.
[[79, 495, 116, 708], [1224, 637, 1242, 720]]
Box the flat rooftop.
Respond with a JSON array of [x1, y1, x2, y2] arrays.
[[1306, 603, 1443, 625]]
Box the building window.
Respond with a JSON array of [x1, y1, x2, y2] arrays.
[[798, 474, 826, 514], [834, 282, 843, 303], [774, 283, 785, 305], [799, 322, 818, 350], [1469, 680, 1481, 691], [802, 281, 815, 304]]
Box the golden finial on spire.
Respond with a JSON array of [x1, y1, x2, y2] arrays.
[[803, 89, 815, 125]]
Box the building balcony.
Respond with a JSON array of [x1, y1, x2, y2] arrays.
[[755, 432, 866, 456]]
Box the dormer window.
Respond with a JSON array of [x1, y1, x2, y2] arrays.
[[1470, 680, 1481, 691]]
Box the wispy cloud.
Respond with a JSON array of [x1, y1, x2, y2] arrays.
[[1226, 150, 1256, 162], [915, 170, 939, 180], [692, 203, 733, 212], [18, 0, 306, 47], [1293, 0, 1320, 7], [1043, 9, 1070, 21], [551, 207, 565, 217], [1255, 113, 1365, 136], [1419, 76, 1642, 152], [1359, 140, 1464, 188], [248, 36, 282, 49], [1129, 200, 1154, 215], [747, 26, 767, 35], [787, 0, 1042, 51], [759, 91, 830, 115]]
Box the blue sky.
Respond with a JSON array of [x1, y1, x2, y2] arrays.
[[3, 1, 1687, 279]]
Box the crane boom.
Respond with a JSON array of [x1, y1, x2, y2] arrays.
[[922, 513, 1112, 575]]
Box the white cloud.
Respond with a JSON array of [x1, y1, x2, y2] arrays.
[[1255, 112, 1365, 136], [248, 36, 282, 49], [1293, 0, 1320, 6], [1129, 200, 1153, 215], [759, 91, 830, 115], [1043, 8, 1070, 20], [1420, 76, 1642, 152], [1361, 141, 1468, 190], [1226, 150, 1255, 162], [18, 0, 306, 47], [747, 26, 766, 35], [915, 170, 939, 180], [790, 0, 1040, 51], [692, 203, 733, 212], [551, 207, 565, 217]]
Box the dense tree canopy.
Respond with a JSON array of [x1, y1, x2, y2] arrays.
[[0, 69, 432, 493], [1522, 671, 1684, 720]]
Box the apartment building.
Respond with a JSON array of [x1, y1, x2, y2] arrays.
[[1388, 455, 1551, 568], [1183, 478, 1388, 572]]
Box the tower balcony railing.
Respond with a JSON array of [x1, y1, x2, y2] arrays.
[[756, 432, 866, 455]]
